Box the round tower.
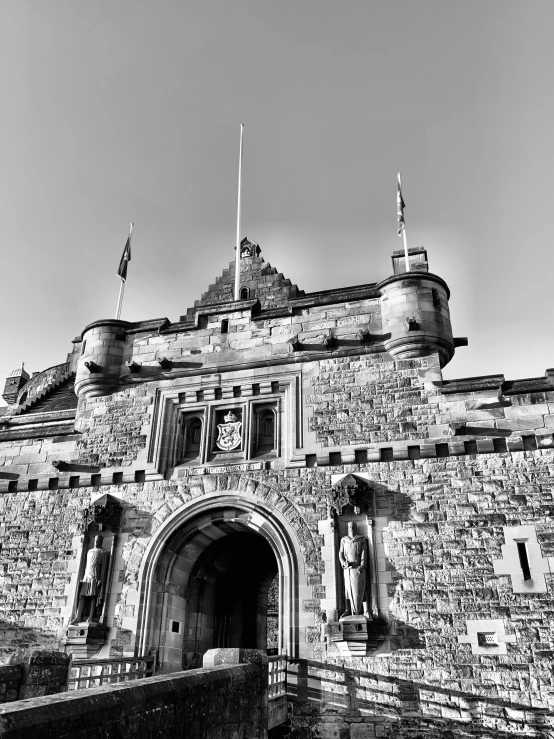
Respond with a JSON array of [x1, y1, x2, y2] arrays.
[[378, 248, 455, 368], [75, 319, 131, 399]]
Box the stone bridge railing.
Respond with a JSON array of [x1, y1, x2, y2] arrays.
[[0, 649, 269, 739]]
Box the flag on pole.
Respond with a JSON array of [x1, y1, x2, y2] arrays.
[[117, 224, 133, 282], [397, 173, 406, 237]]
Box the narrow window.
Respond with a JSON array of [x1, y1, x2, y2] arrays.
[[516, 542, 532, 581], [221, 319, 229, 334], [81, 340, 87, 355], [91, 474, 101, 487], [171, 621, 180, 634], [8, 481, 17, 493], [113, 472, 123, 485], [214, 388, 222, 400], [233, 386, 241, 398], [48, 478, 59, 490], [135, 470, 146, 483], [184, 418, 202, 459], [197, 315, 209, 329], [329, 452, 341, 466], [255, 408, 276, 455], [240, 287, 250, 300], [408, 446, 421, 460], [464, 440, 478, 455], [69, 475, 80, 488], [380, 448, 393, 462], [305, 454, 317, 468], [435, 443, 449, 458], [28, 479, 38, 491]]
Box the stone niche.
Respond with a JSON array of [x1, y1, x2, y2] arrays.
[[62, 494, 123, 659], [319, 474, 386, 657]]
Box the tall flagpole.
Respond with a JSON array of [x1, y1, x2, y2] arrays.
[[397, 172, 410, 272], [234, 124, 244, 302], [402, 223, 410, 273], [115, 278, 125, 320], [116, 222, 133, 320]]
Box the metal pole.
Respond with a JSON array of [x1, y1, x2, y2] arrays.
[[115, 280, 125, 320], [115, 222, 133, 319], [402, 227, 410, 273], [234, 124, 244, 301]]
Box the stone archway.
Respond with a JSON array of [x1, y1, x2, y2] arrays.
[[135, 490, 305, 673]]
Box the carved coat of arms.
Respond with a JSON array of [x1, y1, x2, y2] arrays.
[[216, 411, 242, 451]]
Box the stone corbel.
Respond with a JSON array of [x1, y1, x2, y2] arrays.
[[126, 360, 142, 374], [158, 357, 172, 370], [84, 361, 102, 373]]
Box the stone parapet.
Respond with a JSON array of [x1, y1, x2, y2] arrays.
[[0, 652, 267, 739]]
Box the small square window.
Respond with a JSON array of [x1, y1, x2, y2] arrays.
[[69, 476, 80, 488], [477, 632, 498, 647], [171, 621, 180, 633]]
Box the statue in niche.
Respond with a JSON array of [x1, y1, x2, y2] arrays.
[[71, 535, 110, 624], [339, 521, 371, 619]]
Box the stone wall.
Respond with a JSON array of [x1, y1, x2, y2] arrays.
[[75, 385, 151, 467], [307, 356, 434, 447], [0, 650, 267, 739], [0, 652, 70, 703]]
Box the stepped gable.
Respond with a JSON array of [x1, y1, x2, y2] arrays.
[[14, 364, 77, 416], [181, 237, 304, 321]]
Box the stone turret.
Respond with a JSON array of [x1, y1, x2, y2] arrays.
[[75, 320, 130, 399], [378, 247, 458, 368], [2, 365, 30, 405]]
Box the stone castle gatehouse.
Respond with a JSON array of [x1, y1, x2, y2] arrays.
[[1, 242, 553, 736]]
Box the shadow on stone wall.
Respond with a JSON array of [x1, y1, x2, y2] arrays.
[[0, 620, 59, 665], [284, 659, 554, 738]]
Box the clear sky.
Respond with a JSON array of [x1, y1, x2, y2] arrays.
[[1, 1, 553, 402]]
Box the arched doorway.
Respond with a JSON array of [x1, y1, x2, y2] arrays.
[[184, 532, 278, 662], [136, 493, 301, 673]]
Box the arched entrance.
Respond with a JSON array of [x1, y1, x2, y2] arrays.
[[185, 531, 278, 661], [136, 493, 301, 673]]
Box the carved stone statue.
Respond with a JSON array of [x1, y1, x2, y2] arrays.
[[339, 521, 371, 618], [71, 535, 110, 624]]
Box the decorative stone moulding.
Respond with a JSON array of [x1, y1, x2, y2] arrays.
[[75, 319, 131, 399], [377, 272, 456, 367]]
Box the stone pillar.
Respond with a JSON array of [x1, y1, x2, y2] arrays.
[[16, 651, 71, 700]]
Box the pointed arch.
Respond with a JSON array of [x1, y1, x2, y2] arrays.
[[135, 489, 306, 666]]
